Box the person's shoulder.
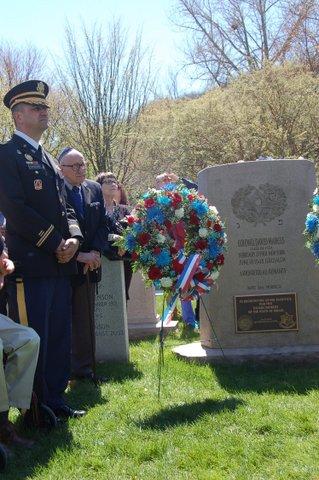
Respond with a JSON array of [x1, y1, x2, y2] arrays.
[[0, 137, 14, 150], [84, 179, 102, 191], [0, 137, 17, 161]]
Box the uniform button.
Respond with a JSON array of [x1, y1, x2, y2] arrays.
[[62, 212, 65, 216]]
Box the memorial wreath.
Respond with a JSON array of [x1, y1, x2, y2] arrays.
[[117, 183, 226, 307], [304, 190, 319, 262]]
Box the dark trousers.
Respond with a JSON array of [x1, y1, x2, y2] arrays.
[[8, 276, 72, 409], [71, 280, 96, 377], [0, 284, 8, 315]]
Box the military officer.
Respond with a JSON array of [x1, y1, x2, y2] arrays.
[[59, 147, 108, 383], [0, 80, 86, 420]]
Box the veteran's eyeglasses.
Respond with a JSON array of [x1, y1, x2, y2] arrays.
[[61, 162, 87, 172]]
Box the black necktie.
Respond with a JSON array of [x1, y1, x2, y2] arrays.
[[37, 145, 43, 159]]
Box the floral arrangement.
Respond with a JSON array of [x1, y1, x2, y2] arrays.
[[117, 183, 226, 299], [304, 190, 319, 261]]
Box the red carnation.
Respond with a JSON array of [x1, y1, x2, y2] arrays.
[[131, 252, 139, 261], [153, 246, 161, 254], [148, 266, 162, 280], [144, 198, 155, 208], [207, 261, 213, 270], [217, 254, 224, 265], [190, 212, 199, 226], [188, 194, 195, 201], [173, 193, 182, 203], [170, 246, 178, 255], [172, 259, 184, 273], [138, 232, 151, 246], [127, 216, 135, 225], [195, 239, 208, 250], [207, 219, 212, 228], [195, 272, 206, 282], [213, 223, 222, 232], [164, 220, 172, 229]]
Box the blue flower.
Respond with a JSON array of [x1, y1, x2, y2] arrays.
[[305, 213, 319, 233], [208, 231, 219, 240], [180, 188, 190, 197], [140, 251, 153, 263], [191, 200, 209, 217], [156, 250, 171, 267], [125, 234, 137, 252], [132, 223, 143, 234], [163, 182, 177, 191], [313, 195, 319, 206], [200, 259, 207, 268], [208, 238, 221, 258], [154, 280, 161, 289], [312, 241, 319, 258], [146, 206, 164, 223], [158, 195, 171, 206]]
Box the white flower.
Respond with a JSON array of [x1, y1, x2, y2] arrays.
[[160, 277, 173, 288], [157, 234, 166, 244], [210, 270, 220, 281], [174, 207, 184, 218], [209, 205, 218, 215], [199, 227, 208, 238], [313, 204, 319, 213]]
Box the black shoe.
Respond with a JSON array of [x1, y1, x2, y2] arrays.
[[52, 405, 86, 419], [23, 399, 58, 430]]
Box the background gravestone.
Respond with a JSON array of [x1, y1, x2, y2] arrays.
[[174, 160, 319, 362], [95, 257, 129, 362], [127, 272, 177, 339], [127, 272, 160, 339]]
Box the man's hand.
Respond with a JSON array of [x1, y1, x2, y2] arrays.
[[0, 258, 15, 275], [0, 253, 15, 289], [77, 250, 101, 273], [55, 238, 66, 253], [56, 238, 80, 263]]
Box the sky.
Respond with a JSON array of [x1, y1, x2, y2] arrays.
[[0, 0, 196, 93]]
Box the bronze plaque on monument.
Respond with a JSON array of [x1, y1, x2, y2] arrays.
[[234, 293, 298, 333]]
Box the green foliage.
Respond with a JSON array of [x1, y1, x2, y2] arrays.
[[135, 63, 319, 185]]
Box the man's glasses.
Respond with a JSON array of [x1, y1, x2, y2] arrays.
[[61, 163, 87, 172]]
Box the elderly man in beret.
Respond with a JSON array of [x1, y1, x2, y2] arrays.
[[0, 80, 86, 423], [58, 147, 108, 384], [0, 236, 39, 470]]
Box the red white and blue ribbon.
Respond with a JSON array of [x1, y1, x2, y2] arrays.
[[162, 252, 201, 325]]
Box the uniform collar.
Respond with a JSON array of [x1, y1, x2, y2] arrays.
[[14, 130, 40, 151]]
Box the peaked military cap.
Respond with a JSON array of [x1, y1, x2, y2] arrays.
[[3, 80, 49, 109]]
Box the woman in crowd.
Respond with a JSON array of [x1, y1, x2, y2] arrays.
[[96, 172, 133, 301]]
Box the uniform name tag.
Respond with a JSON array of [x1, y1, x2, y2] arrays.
[[27, 163, 43, 170], [34, 179, 43, 190]]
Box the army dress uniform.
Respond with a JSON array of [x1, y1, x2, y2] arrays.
[[0, 81, 83, 410]]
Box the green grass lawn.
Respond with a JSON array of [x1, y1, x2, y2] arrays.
[[4, 332, 319, 480]]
